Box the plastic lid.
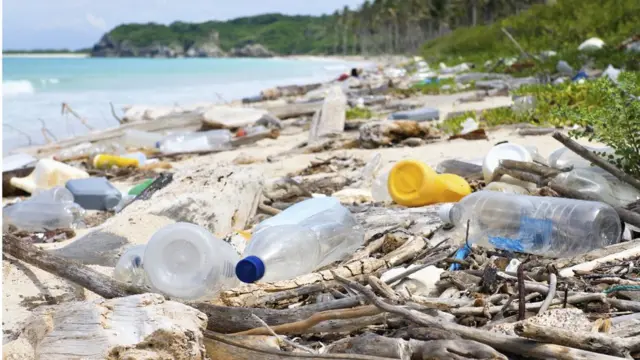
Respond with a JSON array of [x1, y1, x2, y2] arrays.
[[388, 160, 438, 206], [482, 143, 533, 182], [438, 203, 455, 224], [235, 256, 265, 283]]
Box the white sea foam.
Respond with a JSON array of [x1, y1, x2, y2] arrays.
[[3, 80, 35, 96]]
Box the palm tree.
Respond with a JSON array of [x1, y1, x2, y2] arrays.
[[331, 10, 340, 54], [341, 6, 350, 56]]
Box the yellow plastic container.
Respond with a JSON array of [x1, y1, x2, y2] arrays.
[[92, 154, 139, 169], [9, 159, 90, 194], [387, 159, 471, 207]]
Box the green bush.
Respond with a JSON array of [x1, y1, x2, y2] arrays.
[[346, 107, 374, 120]]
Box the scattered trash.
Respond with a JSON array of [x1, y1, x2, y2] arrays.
[[484, 181, 530, 195], [578, 37, 605, 51], [459, 117, 479, 135], [92, 153, 141, 169], [156, 129, 233, 154], [603, 64, 622, 83], [388, 107, 439, 122], [127, 178, 154, 196], [556, 60, 574, 76], [122, 129, 163, 150], [3, 198, 85, 232], [236, 197, 365, 283], [482, 142, 533, 182], [438, 191, 621, 257]]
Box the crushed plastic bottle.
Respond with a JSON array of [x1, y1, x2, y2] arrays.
[[157, 129, 233, 154], [548, 145, 615, 170], [550, 168, 640, 207], [113, 223, 240, 300], [438, 191, 621, 257], [235, 197, 365, 283], [3, 200, 85, 232]]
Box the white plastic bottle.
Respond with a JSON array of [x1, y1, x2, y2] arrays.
[[438, 191, 621, 257], [235, 197, 365, 283], [157, 129, 232, 153], [117, 223, 241, 300]]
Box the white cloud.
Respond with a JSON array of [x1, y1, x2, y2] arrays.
[[86, 13, 108, 31]]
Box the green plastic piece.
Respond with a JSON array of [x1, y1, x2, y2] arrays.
[[128, 179, 154, 196]]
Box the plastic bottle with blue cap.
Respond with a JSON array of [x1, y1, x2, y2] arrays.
[[113, 222, 240, 300], [235, 197, 365, 284], [438, 191, 621, 257]]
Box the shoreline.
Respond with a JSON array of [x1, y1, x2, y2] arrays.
[[3, 53, 89, 58]]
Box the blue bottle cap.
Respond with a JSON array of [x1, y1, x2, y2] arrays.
[[235, 256, 265, 283]]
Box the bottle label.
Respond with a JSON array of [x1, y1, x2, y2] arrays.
[[488, 216, 553, 253]]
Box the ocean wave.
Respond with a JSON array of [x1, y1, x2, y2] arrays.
[[3, 80, 35, 96], [41, 78, 60, 85]]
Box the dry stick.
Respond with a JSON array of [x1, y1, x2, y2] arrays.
[[39, 118, 57, 143], [333, 274, 623, 360], [550, 183, 640, 229], [500, 159, 563, 179], [537, 273, 557, 315], [250, 314, 316, 354], [258, 202, 282, 216], [3, 123, 33, 145], [552, 131, 640, 192], [3, 234, 144, 298], [514, 322, 640, 358], [501, 27, 539, 62], [61, 102, 94, 131], [491, 166, 543, 186], [204, 331, 396, 360], [232, 305, 382, 336], [109, 102, 124, 124], [517, 263, 526, 321]]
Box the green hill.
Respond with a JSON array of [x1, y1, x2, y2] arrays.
[[103, 13, 335, 56]]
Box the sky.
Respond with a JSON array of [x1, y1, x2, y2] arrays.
[[2, 0, 365, 50]]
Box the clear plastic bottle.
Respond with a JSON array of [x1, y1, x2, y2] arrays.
[[122, 130, 164, 150], [157, 129, 232, 154], [3, 200, 85, 232], [551, 168, 640, 207], [235, 197, 365, 283], [30, 186, 75, 203], [438, 191, 621, 257], [141, 222, 241, 300], [113, 245, 148, 287], [548, 146, 615, 170]]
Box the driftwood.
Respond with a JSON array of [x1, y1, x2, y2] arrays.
[[552, 131, 640, 192], [262, 101, 323, 119], [358, 120, 442, 149], [326, 333, 507, 360], [514, 322, 640, 357], [333, 274, 627, 360]]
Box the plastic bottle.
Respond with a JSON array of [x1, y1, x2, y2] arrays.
[[157, 129, 232, 154], [122, 152, 147, 167], [387, 160, 471, 207], [92, 154, 140, 169], [128, 179, 154, 196], [371, 170, 393, 202], [235, 197, 365, 283], [113, 245, 148, 287], [550, 168, 640, 207], [65, 177, 123, 211], [141, 222, 241, 300], [548, 145, 614, 170], [438, 191, 621, 257], [122, 130, 164, 150], [3, 200, 85, 232], [30, 186, 75, 203], [10, 159, 90, 194], [389, 107, 440, 122]]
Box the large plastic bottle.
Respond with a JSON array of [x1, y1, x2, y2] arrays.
[[65, 177, 123, 211], [157, 129, 233, 154], [551, 168, 640, 207], [235, 197, 365, 283], [115, 223, 241, 300], [122, 130, 164, 150], [438, 191, 621, 257]]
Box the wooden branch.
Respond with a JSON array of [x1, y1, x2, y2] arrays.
[[3, 123, 33, 145], [3, 233, 144, 299], [61, 102, 94, 130], [231, 305, 382, 336], [538, 273, 557, 315], [552, 132, 640, 192], [491, 166, 543, 186], [109, 102, 124, 124], [250, 314, 316, 353], [549, 183, 640, 228], [517, 263, 526, 321], [501, 27, 539, 62], [204, 331, 395, 360], [500, 159, 562, 178], [559, 244, 640, 277], [514, 322, 640, 357], [333, 273, 624, 360]]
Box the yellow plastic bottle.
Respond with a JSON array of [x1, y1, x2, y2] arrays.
[[92, 154, 140, 169], [387, 159, 471, 207]]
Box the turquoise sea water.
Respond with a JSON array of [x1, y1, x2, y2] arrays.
[[2, 57, 365, 152]]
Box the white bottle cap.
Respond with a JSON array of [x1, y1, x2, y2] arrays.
[[438, 203, 455, 224]]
